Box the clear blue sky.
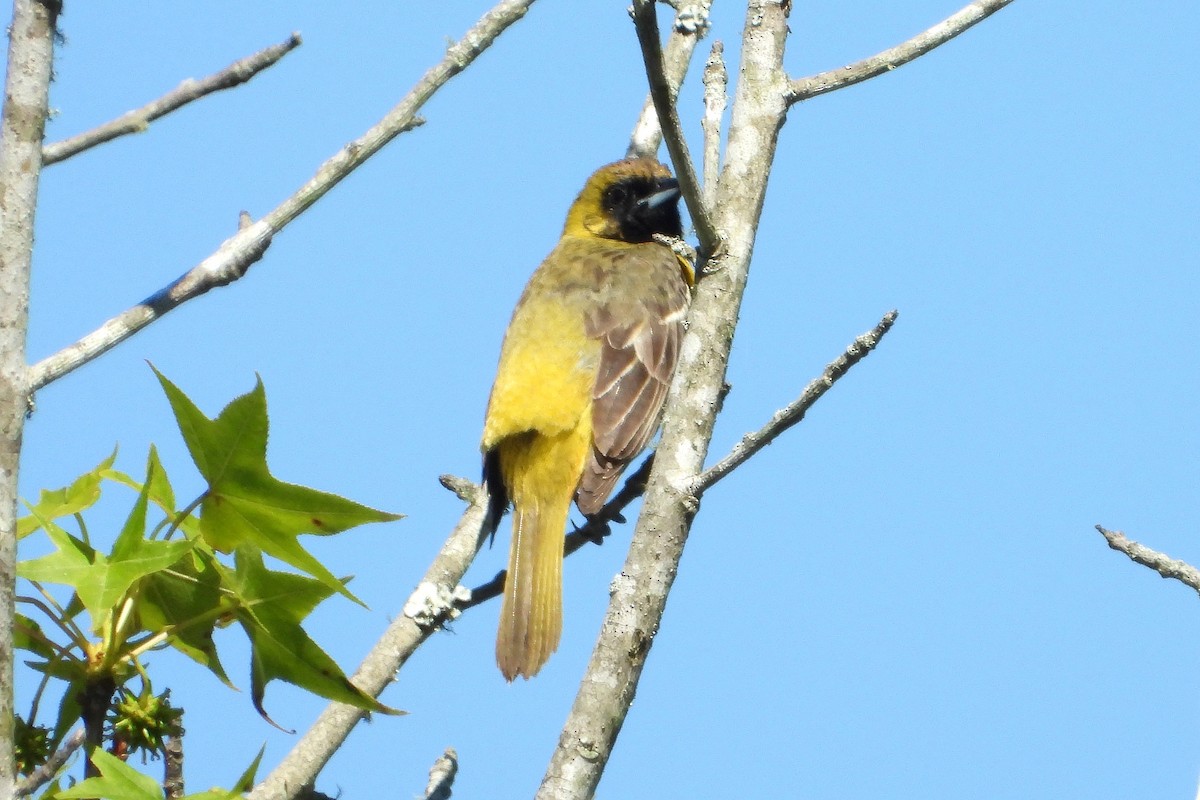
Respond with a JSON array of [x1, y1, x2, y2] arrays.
[[16, 1, 1199, 797]]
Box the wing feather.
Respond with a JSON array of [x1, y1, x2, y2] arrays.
[[576, 249, 690, 515]]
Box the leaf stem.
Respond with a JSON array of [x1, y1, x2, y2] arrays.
[[163, 493, 205, 541]]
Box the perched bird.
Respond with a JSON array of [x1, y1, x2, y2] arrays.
[[481, 157, 694, 681]]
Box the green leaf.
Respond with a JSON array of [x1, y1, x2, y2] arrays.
[[153, 367, 401, 604], [18, 516, 105, 630], [36, 776, 64, 800], [52, 749, 163, 800], [13, 612, 56, 660], [25, 656, 86, 687], [229, 549, 400, 724], [48, 689, 82, 752], [19, 483, 193, 634], [134, 546, 234, 687], [19, 450, 117, 539], [231, 744, 266, 793]]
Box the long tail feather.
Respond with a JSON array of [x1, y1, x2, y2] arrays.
[[496, 499, 565, 681]]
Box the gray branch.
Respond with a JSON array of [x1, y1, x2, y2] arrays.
[[695, 310, 898, 494], [461, 456, 655, 611], [423, 748, 458, 800], [27, 0, 541, 395], [13, 729, 84, 799], [1094, 526, 1200, 597], [163, 734, 184, 799], [42, 33, 302, 166], [700, 40, 726, 211], [788, 0, 1016, 104], [630, 0, 720, 255], [627, 1, 710, 160], [0, 1, 60, 794]]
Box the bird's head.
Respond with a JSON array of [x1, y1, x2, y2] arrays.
[[563, 158, 683, 243]]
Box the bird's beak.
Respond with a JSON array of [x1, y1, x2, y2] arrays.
[[638, 178, 681, 211]]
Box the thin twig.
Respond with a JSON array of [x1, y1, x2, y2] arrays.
[[13, 728, 85, 798], [42, 33, 302, 166], [700, 40, 726, 211], [787, 0, 1016, 104], [28, 0, 539, 395], [630, 0, 720, 256], [694, 311, 899, 494], [423, 748, 458, 800], [627, 1, 710, 158], [460, 456, 654, 611], [1094, 526, 1200, 597], [438, 474, 478, 504]]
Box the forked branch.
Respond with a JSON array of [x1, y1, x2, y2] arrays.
[[27, 0, 538, 395], [627, 1, 712, 160]]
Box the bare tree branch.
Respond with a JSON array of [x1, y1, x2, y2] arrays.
[[787, 0, 1016, 104], [13, 728, 84, 799], [700, 40, 726, 210], [536, 1, 795, 796], [630, 0, 721, 256], [695, 310, 898, 494], [42, 33, 302, 166], [627, 1, 710, 160], [460, 456, 655, 611], [254, 449, 649, 797], [27, 0, 539, 395], [0, 1, 60, 792], [1094, 526, 1200, 597], [423, 748, 458, 800]]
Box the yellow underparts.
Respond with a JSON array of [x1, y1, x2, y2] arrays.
[[485, 297, 599, 681]]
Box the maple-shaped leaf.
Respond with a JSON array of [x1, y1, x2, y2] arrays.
[[53, 748, 163, 800], [152, 367, 401, 603], [18, 450, 116, 540], [134, 544, 235, 687], [229, 548, 401, 725], [19, 467, 193, 634]]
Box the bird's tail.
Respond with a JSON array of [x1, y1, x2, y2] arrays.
[[496, 500, 566, 681], [494, 430, 584, 681]]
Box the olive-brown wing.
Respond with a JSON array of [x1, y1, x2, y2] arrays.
[[575, 253, 689, 515]]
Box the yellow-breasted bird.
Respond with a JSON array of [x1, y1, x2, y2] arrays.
[[481, 158, 694, 681]]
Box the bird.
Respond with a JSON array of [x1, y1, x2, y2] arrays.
[[481, 157, 694, 681]]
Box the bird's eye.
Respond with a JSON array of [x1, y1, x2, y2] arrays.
[[606, 185, 629, 209]]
